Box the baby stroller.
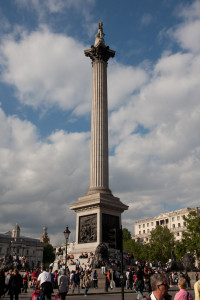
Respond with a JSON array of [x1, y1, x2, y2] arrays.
[[30, 286, 40, 300]]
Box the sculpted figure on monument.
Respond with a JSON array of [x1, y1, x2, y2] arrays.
[[167, 252, 196, 272], [92, 243, 109, 268], [94, 21, 105, 47], [97, 22, 104, 38], [79, 214, 97, 243]]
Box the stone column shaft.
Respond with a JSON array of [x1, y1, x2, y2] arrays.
[[90, 60, 109, 191]]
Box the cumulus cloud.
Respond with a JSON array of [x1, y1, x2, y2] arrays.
[[0, 108, 90, 242], [0, 26, 92, 115], [108, 1, 200, 233]]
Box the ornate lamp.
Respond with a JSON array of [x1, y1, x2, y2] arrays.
[[63, 225, 71, 270]]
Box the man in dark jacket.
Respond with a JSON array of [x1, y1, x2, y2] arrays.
[[8, 269, 23, 300]]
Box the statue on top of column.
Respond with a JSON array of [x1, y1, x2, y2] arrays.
[[94, 21, 105, 47]]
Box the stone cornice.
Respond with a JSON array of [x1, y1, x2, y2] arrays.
[[70, 192, 128, 213]]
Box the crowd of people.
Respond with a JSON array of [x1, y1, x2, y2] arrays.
[[0, 256, 200, 300], [0, 263, 96, 299]]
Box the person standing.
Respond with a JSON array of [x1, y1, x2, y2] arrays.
[[92, 270, 98, 288], [0, 269, 5, 299], [134, 266, 144, 300], [58, 270, 69, 300], [37, 267, 53, 300], [83, 272, 91, 296], [5, 269, 12, 295], [8, 269, 23, 300], [150, 273, 171, 300], [194, 279, 200, 300], [72, 270, 80, 294], [174, 278, 193, 300]]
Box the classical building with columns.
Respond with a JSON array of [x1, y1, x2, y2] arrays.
[[70, 22, 128, 254], [133, 207, 200, 243], [0, 224, 44, 267]]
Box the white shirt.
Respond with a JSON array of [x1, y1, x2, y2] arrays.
[[150, 292, 157, 300], [37, 271, 52, 285]]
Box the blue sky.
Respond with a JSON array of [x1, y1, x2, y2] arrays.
[[0, 0, 200, 245]]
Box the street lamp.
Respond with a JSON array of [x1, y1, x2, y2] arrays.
[[63, 225, 71, 271], [120, 225, 124, 300]]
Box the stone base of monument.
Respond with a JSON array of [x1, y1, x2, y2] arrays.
[[70, 192, 128, 254]]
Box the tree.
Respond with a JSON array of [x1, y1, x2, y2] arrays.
[[123, 238, 150, 261], [43, 243, 55, 266], [174, 240, 187, 261], [181, 211, 200, 257], [122, 228, 132, 241], [149, 225, 175, 264]]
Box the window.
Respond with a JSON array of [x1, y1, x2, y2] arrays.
[[151, 222, 154, 226], [147, 223, 149, 227], [156, 221, 159, 226], [172, 224, 175, 228], [139, 231, 141, 234], [177, 216, 180, 220], [143, 230, 145, 234], [178, 223, 181, 227], [139, 225, 141, 229], [183, 222, 186, 226], [177, 232, 180, 236], [146, 238, 148, 241], [166, 219, 169, 224], [143, 224, 145, 228], [147, 229, 150, 233], [172, 217, 174, 221]]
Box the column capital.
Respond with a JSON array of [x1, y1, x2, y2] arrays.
[[84, 44, 115, 63]]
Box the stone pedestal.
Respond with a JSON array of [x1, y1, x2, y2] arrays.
[[70, 192, 128, 253]]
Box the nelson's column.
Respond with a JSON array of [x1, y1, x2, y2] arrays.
[[70, 22, 128, 253]]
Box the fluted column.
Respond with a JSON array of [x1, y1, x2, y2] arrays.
[[90, 59, 109, 192], [84, 25, 115, 195]]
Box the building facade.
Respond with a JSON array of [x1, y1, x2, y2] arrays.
[[133, 207, 200, 243], [0, 224, 44, 268]]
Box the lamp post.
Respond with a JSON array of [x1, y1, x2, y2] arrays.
[[63, 225, 71, 271], [120, 225, 124, 300]]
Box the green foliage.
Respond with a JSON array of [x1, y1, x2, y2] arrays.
[[123, 238, 150, 261], [43, 243, 55, 265], [174, 240, 187, 261], [181, 211, 200, 257], [149, 225, 175, 264], [122, 228, 132, 241]]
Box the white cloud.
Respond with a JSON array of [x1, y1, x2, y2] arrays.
[[107, 1, 200, 234], [170, 0, 200, 53], [16, 0, 95, 18], [0, 108, 90, 242], [140, 13, 153, 27], [0, 26, 92, 115]]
